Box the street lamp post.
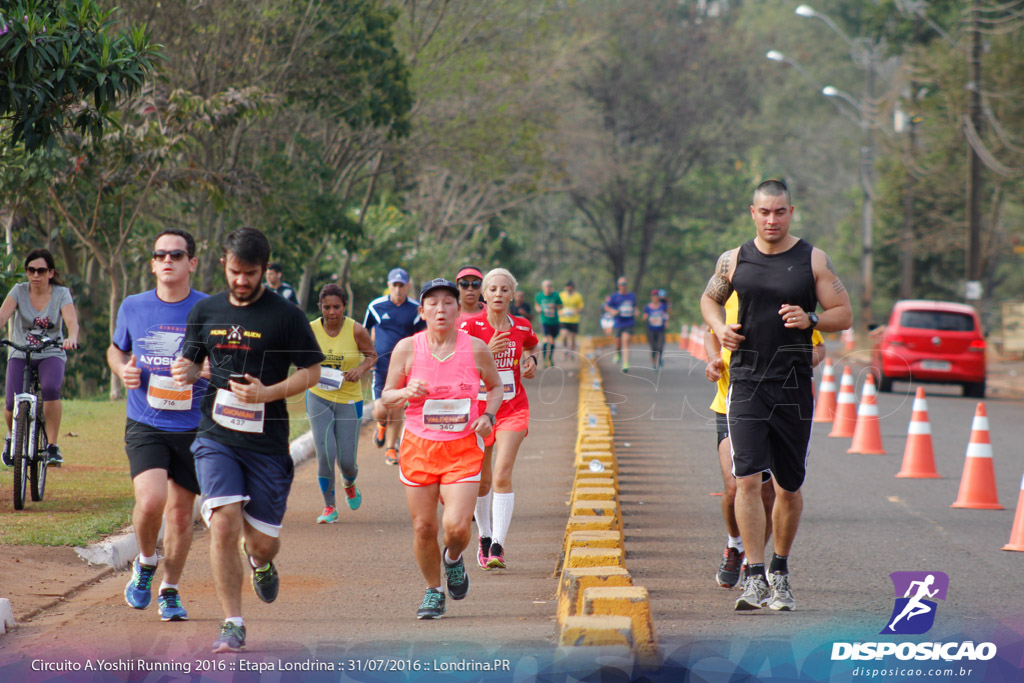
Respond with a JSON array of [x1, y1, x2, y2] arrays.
[[796, 4, 880, 333]]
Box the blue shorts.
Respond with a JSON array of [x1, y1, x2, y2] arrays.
[[191, 437, 294, 538], [372, 359, 391, 401]]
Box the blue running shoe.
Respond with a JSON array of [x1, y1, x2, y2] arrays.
[[416, 588, 446, 619], [124, 557, 157, 609], [343, 482, 362, 510], [158, 588, 189, 621], [212, 621, 246, 653]]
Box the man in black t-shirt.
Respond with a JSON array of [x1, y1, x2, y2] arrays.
[[172, 228, 322, 653], [700, 180, 851, 614]]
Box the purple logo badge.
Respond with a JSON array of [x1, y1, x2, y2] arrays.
[[881, 571, 949, 635]]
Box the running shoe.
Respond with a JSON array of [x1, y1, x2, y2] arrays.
[[416, 588, 446, 619], [157, 588, 189, 621], [317, 506, 338, 524], [384, 448, 398, 466], [738, 560, 749, 589], [735, 573, 770, 611], [373, 423, 386, 448], [343, 482, 362, 510], [250, 560, 279, 603], [768, 571, 796, 611], [715, 547, 745, 589], [443, 549, 469, 600], [1, 436, 11, 467], [614, 353, 621, 364], [211, 621, 246, 652], [124, 557, 157, 609], [45, 443, 63, 467], [621, 359, 630, 373], [486, 542, 506, 569], [477, 536, 492, 569]]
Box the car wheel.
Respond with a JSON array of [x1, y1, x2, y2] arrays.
[[963, 380, 985, 399], [877, 370, 893, 393]]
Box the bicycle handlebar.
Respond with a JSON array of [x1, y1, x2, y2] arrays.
[[0, 337, 68, 355]]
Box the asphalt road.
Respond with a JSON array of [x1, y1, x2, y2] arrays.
[[598, 342, 1024, 679], [2, 343, 1022, 682]]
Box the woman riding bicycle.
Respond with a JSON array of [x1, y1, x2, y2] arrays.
[[1, 248, 80, 467]]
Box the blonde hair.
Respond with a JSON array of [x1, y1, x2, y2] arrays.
[[482, 267, 518, 293]]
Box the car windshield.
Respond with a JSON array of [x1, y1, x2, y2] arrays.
[[899, 310, 975, 332]]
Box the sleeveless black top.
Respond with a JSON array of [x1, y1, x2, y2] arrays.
[[730, 238, 817, 382]]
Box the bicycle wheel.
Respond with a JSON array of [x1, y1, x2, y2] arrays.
[[12, 402, 30, 510], [30, 417, 48, 502]]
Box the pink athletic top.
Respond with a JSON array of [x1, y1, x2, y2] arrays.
[[404, 330, 482, 441]]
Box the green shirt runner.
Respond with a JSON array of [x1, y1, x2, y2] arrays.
[[534, 291, 562, 326]]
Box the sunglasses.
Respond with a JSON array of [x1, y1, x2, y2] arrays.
[[26, 266, 51, 275], [457, 279, 482, 290], [152, 249, 189, 261]]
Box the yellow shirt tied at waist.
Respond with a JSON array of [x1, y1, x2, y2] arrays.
[[309, 317, 365, 404], [709, 293, 823, 414]]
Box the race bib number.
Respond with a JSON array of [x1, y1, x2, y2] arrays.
[[316, 367, 346, 392], [542, 303, 557, 317], [146, 374, 192, 411], [618, 301, 634, 318], [648, 313, 664, 327], [561, 307, 576, 318], [423, 398, 472, 432], [477, 370, 516, 402], [212, 388, 265, 434]]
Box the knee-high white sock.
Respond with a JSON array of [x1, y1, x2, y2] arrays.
[[491, 492, 515, 546], [475, 492, 493, 538]]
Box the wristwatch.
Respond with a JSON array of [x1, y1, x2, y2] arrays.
[[484, 412, 497, 426], [807, 312, 819, 329]]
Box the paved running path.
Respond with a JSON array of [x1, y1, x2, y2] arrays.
[[0, 361, 580, 672]]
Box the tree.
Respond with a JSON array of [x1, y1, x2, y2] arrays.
[[0, 0, 160, 150]]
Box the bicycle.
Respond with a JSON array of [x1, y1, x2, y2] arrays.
[[2, 335, 63, 510]]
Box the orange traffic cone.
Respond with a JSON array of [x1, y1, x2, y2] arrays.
[[896, 387, 939, 478], [679, 324, 687, 350], [696, 327, 707, 362], [1002, 474, 1024, 551], [688, 325, 698, 356], [828, 366, 857, 438], [848, 374, 886, 454], [813, 360, 837, 423], [951, 403, 1003, 510], [843, 328, 855, 351]]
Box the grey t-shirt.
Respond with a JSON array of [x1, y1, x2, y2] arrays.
[[6, 282, 73, 360]]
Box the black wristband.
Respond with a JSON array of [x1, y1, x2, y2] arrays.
[[484, 412, 496, 426]]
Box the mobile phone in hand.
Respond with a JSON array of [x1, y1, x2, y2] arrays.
[[229, 373, 250, 385]]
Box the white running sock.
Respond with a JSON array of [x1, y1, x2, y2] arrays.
[[475, 492, 493, 538], [491, 492, 515, 546], [158, 581, 178, 593], [139, 552, 159, 567], [728, 535, 744, 553], [444, 548, 461, 565], [225, 617, 244, 627]]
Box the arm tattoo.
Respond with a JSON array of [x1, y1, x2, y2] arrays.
[[825, 254, 838, 277], [833, 279, 846, 295], [703, 251, 733, 304]]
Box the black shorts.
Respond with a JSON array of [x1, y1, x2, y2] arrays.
[[124, 419, 201, 494], [613, 324, 634, 338], [727, 379, 813, 492], [560, 322, 579, 334], [715, 411, 729, 446], [542, 323, 561, 338]]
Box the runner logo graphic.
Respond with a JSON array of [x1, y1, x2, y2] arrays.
[[881, 571, 949, 635]]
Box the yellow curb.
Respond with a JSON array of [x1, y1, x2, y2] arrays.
[[554, 529, 623, 576], [558, 615, 633, 648], [582, 586, 658, 664], [567, 546, 625, 569], [571, 486, 618, 503], [557, 566, 633, 621], [570, 499, 619, 518], [565, 514, 620, 533]]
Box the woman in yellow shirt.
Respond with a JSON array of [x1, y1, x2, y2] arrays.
[[306, 284, 377, 523]]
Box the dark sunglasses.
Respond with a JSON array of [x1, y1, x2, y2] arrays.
[[457, 279, 482, 290], [152, 249, 189, 261], [26, 266, 51, 275]]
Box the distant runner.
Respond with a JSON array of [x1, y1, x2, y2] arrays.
[[534, 280, 562, 368], [455, 266, 485, 324], [557, 280, 584, 359], [604, 277, 636, 372], [642, 289, 668, 369]]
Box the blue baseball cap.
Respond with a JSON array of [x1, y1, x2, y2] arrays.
[[387, 267, 410, 285]]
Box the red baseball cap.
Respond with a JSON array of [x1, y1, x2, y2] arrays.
[[456, 266, 484, 280]]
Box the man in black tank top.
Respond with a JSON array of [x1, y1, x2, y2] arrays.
[[700, 180, 852, 613]]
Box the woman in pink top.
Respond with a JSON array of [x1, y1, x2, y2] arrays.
[[382, 278, 502, 620]]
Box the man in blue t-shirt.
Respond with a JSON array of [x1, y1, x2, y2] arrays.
[[107, 228, 208, 623], [363, 267, 425, 465], [642, 289, 669, 369], [604, 276, 637, 372]]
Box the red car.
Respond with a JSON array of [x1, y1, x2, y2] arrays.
[[871, 300, 987, 398]]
